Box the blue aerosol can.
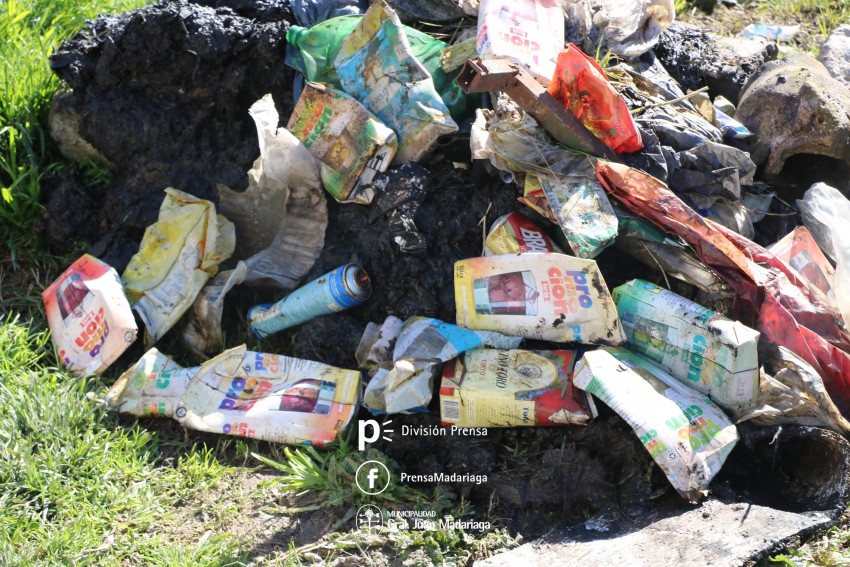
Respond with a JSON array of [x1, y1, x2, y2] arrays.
[[248, 264, 371, 339]]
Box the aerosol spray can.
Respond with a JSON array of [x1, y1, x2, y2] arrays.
[[248, 264, 371, 339]]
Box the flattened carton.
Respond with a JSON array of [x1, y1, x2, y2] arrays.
[[768, 226, 836, 300], [439, 348, 594, 427], [105, 348, 195, 418], [454, 253, 626, 344], [286, 82, 397, 204], [573, 347, 738, 501], [612, 279, 759, 412], [42, 254, 137, 376], [174, 346, 360, 447]]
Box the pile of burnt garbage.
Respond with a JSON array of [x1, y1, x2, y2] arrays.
[[41, 0, 850, 559]]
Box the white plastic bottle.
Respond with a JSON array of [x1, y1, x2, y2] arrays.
[[476, 0, 565, 82]]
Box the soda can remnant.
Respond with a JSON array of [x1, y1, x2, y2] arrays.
[[613, 279, 760, 413], [249, 264, 371, 339], [286, 82, 397, 204], [440, 348, 595, 428], [174, 345, 361, 447], [454, 253, 626, 345], [42, 254, 138, 376], [483, 212, 562, 256], [574, 347, 739, 502]]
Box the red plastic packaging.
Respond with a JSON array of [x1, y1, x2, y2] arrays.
[[547, 45, 643, 154]]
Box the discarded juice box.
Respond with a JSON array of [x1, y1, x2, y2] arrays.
[[174, 345, 360, 447], [454, 253, 626, 344], [106, 348, 196, 418], [768, 226, 836, 301], [440, 348, 595, 427], [362, 317, 523, 414], [122, 188, 235, 345], [526, 174, 618, 259], [574, 347, 739, 502], [286, 82, 397, 204], [248, 264, 371, 339], [483, 212, 562, 256], [476, 0, 565, 83], [42, 254, 138, 376], [612, 279, 760, 412], [334, 1, 458, 165]]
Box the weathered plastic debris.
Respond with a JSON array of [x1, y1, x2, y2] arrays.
[[596, 160, 850, 418], [818, 24, 850, 89], [713, 108, 752, 139], [574, 347, 739, 502], [182, 94, 327, 357], [739, 23, 800, 42], [121, 189, 235, 346], [440, 28, 477, 73], [547, 45, 643, 154], [106, 348, 194, 418], [454, 253, 626, 344], [286, 82, 397, 204], [362, 317, 522, 414], [524, 170, 618, 259], [475, 0, 565, 83], [440, 348, 595, 427], [355, 315, 403, 373], [42, 254, 137, 376], [798, 182, 850, 326], [735, 342, 850, 435], [613, 208, 730, 298], [564, 0, 675, 60], [768, 225, 836, 302], [333, 1, 458, 165], [291, 0, 367, 27], [613, 279, 759, 413], [735, 54, 850, 182], [174, 345, 360, 447], [665, 140, 755, 202], [249, 264, 371, 340], [457, 57, 616, 159], [371, 163, 430, 255], [483, 212, 563, 256]]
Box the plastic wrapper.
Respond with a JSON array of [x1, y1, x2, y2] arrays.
[[525, 170, 618, 259], [471, 93, 588, 181], [574, 347, 739, 502], [42, 254, 138, 376], [121, 189, 234, 345], [362, 317, 522, 414], [798, 183, 850, 326], [440, 348, 595, 427], [286, 82, 397, 204], [664, 140, 756, 203], [105, 348, 194, 418], [739, 23, 800, 42], [547, 45, 643, 154], [182, 94, 327, 356], [174, 345, 360, 447], [597, 161, 850, 419], [483, 212, 562, 256], [454, 253, 626, 344], [355, 315, 404, 373], [768, 226, 836, 302], [564, 0, 674, 60], [613, 279, 759, 412], [735, 342, 850, 435], [476, 0, 565, 82], [334, 1, 458, 165]]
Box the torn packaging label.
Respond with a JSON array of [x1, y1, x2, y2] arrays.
[[574, 347, 738, 502], [286, 82, 397, 204], [105, 348, 194, 418], [174, 345, 360, 447], [440, 348, 595, 428], [333, 0, 457, 165], [596, 160, 850, 418], [454, 253, 625, 344], [42, 254, 137, 376], [483, 212, 563, 256]]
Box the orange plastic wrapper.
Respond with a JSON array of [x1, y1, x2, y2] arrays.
[[596, 161, 850, 418], [547, 45, 643, 155]]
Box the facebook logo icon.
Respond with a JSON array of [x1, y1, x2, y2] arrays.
[[355, 460, 390, 495]]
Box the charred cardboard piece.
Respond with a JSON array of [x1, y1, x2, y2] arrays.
[[478, 424, 850, 567]]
